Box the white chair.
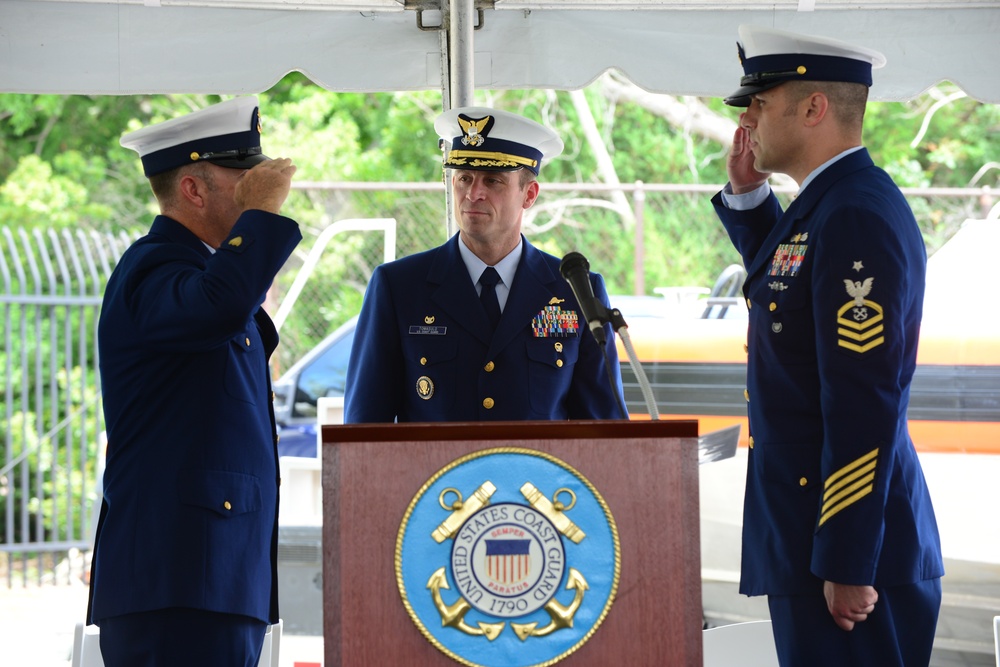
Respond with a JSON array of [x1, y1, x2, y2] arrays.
[[260, 619, 283, 667], [993, 615, 999, 667], [71, 623, 105, 667], [71, 619, 282, 667], [703, 620, 780, 667]]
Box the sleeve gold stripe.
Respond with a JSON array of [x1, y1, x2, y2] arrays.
[[837, 337, 885, 353], [822, 471, 876, 515], [819, 484, 874, 526], [823, 459, 877, 500], [824, 447, 879, 491], [837, 324, 884, 342]]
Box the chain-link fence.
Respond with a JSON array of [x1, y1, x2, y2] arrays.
[[1, 182, 992, 585], [271, 180, 997, 374]]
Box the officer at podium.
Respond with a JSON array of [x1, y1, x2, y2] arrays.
[[345, 107, 624, 423]]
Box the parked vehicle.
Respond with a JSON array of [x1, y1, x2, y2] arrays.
[[274, 316, 357, 458]]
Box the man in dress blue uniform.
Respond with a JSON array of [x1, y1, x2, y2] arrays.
[[344, 107, 624, 423], [87, 97, 301, 666], [712, 25, 943, 666]]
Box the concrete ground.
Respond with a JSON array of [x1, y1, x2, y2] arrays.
[[0, 583, 324, 667]]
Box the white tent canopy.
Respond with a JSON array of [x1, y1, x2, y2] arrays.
[[2, 0, 999, 102]]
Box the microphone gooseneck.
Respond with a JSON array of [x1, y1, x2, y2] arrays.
[[560, 252, 659, 421]]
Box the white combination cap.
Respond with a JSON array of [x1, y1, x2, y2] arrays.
[[121, 96, 268, 177], [434, 106, 564, 176], [725, 25, 886, 107]]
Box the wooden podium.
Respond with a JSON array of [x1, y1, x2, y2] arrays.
[[321, 419, 701, 666]]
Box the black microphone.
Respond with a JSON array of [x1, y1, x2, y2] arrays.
[[559, 252, 609, 345]]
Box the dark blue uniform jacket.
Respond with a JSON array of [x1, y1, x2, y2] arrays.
[[88, 212, 301, 625], [344, 234, 624, 423], [712, 149, 943, 595]]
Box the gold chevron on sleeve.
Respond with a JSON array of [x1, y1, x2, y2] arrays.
[[819, 448, 879, 527], [836, 301, 885, 353]]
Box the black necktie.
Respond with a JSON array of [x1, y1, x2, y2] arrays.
[[479, 267, 502, 329]]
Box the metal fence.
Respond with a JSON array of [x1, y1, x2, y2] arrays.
[[1, 181, 993, 586], [1, 227, 133, 586]]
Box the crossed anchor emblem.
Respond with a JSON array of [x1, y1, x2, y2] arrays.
[[427, 567, 506, 639], [426, 481, 589, 642], [510, 568, 589, 639]]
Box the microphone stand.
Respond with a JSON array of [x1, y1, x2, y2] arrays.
[[606, 307, 660, 421]]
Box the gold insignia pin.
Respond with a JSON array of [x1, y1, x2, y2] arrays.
[[416, 376, 434, 400], [228, 236, 243, 247], [424, 315, 435, 325], [555, 342, 563, 352], [189, 152, 201, 162], [548, 297, 565, 305]]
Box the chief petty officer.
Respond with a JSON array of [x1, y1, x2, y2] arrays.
[[344, 107, 624, 423], [710, 25, 943, 666]]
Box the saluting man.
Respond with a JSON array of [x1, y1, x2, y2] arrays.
[[711, 25, 943, 666], [88, 97, 301, 666], [344, 107, 624, 423]]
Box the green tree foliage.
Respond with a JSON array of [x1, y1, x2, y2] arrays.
[[1, 81, 996, 553]]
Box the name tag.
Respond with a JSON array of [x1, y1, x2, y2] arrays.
[[409, 325, 447, 335]]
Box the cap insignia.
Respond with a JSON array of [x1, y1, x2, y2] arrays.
[[458, 114, 493, 147]]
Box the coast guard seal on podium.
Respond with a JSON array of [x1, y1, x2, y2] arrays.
[[396, 448, 621, 667]]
